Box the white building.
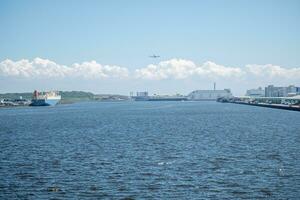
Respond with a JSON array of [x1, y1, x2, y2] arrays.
[[246, 87, 265, 97], [188, 89, 232, 100]]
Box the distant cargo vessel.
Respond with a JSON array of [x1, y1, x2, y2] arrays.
[[29, 90, 61, 106]]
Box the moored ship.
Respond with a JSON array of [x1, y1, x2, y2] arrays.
[[29, 90, 61, 106]]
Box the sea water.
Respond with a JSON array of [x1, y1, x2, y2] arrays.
[[0, 101, 300, 199]]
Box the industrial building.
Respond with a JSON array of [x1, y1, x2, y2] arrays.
[[187, 83, 232, 100], [188, 89, 232, 100]]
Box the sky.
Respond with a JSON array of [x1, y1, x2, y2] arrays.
[[0, 0, 300, 95]]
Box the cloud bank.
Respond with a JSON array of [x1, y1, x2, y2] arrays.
[[134, 59, 244, 80], [0, 58, 129, 79], [1, 57, 299, 83]]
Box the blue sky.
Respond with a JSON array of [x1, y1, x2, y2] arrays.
[[0, 0, 300, 95]]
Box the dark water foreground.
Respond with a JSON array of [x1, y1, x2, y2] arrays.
[[0, 101, 300, 199]]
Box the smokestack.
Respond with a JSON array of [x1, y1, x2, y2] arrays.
[[214, 82, 216, 90]]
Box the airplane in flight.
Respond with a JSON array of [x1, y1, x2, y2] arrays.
[[149, 54, 160, 58]]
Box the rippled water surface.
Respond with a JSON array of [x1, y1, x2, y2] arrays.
[[0, 101, 300, 199]]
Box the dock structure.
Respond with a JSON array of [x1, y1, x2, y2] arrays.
[[218, 95, 300, 112], [232, 101, 300, 111], [234, 95, 300, 105]]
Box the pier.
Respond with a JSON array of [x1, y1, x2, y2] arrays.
[[217, 95, 300, 112], [232, 101, 300, 112]]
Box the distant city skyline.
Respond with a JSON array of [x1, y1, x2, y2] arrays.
[[0, 0, 300, 95]]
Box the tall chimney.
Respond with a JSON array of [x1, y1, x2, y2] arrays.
[[214, 82, 216, 90]]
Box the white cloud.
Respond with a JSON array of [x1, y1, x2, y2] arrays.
[[245, 64, 300, 79], [135, 59, 244, 80], [0, 58, 129, 79], [199, 61, 244, 78], [0, 57, 299, 84], [135, 59, 197, 80], [135, 59, 300, 82], [71, 61, 129, 79]]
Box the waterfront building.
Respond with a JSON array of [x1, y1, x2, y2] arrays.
[[265, 85, 300, 97], [188, 89, 232, 100], [246, 87, 265, 97]]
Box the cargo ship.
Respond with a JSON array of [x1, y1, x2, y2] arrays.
[[29, 90, 61, 106]]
